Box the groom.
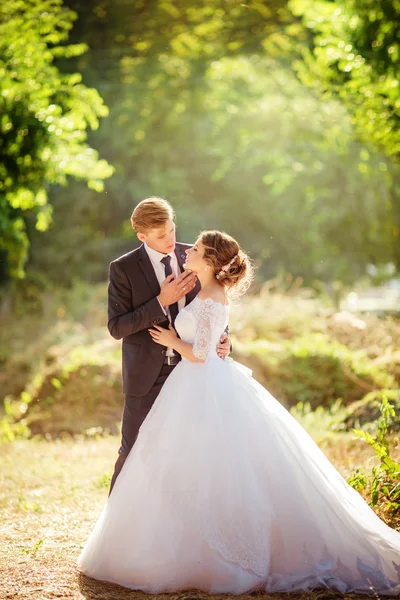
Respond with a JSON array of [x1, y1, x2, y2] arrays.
[[108, 197, 231, 492]]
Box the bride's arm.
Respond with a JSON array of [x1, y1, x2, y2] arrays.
[[148, 325, 205, 363], [150, 299, 218, 362], [171, 338, 205, 363]]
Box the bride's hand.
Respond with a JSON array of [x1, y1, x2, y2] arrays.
[[148, 324, 178, 347]]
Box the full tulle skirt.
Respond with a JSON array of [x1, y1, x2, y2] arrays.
[[78, 357, 400, 595]]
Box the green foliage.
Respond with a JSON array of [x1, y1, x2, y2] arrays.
[[33, 54, 399, 284], [21, 539, 44, 555], [0, 0, 113, 279], [0, 280, 122, 441], [65, 0, 296, 63], [1, 284, 399, 441], [96, 472, 112, 489], [1, 342, 122, 440], [240, 333, 394, 408], [0, 396, 31, 442], [292, 0, 400, 160], [6, 270, 52, 315], [348, 396, 400, 514], [4, 319, 122, 436], [341, 389, 400, 433], [290, 399, 347, 443], [17, 0, 394, 285], [1, 0, 399, 284]]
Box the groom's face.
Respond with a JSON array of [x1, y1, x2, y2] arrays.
[[138, 219, 176, 255]]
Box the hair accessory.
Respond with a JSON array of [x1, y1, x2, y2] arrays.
[[216, 254, 239, 280]]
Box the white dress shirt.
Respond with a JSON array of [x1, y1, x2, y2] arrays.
[[144, 243, 186, 357]]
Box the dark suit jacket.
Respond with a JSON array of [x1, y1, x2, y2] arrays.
[[108, 242, 200, 397]]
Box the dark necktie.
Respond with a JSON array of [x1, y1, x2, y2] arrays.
[[160, 255, 179, 326]]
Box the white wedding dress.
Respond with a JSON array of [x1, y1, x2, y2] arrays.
[[78, 297, 400, 596]]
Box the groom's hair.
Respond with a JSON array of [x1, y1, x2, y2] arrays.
[[131, 197, 175, 232]]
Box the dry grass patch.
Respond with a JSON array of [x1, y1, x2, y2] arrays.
[[1, 436, 399, 600]]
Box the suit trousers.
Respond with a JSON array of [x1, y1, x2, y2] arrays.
[[109, 363, 176, 494]]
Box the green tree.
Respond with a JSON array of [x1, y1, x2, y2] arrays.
[[292, 0, 400, 161], [20, 0, 400, 285], [0, 0, 113, 280], [31, 50, 398, 285]]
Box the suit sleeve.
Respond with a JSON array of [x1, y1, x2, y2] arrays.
[[107, 261, 166, 340]]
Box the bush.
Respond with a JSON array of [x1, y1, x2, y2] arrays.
[[326, 313, 400, 385], [348, 397, 400, 518], [0, 282, 109, 403], [15, 337, 122, 438], [340, 390, 400, 434], [236, 333, 395, 408], [24, 365, 122, 437]]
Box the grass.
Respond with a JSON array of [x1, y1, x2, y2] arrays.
[[1, 433, 400, 600]]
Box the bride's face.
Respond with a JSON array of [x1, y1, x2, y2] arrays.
[[184, 240, 209, 273]]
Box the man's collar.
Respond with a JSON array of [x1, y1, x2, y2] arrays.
[[144, 242, 174, 264]]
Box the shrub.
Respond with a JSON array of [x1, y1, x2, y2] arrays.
[[339, 390, 400, 434], [1, 336, 123, 440], [236, 333, 394, 408], [348, 397, 400, 517]]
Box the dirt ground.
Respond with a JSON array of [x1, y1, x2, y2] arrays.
[[1, 436, 399, 600]]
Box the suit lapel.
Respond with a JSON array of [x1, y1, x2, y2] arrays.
[[175, 244, 200, 306], [138, 244, 161, 297]]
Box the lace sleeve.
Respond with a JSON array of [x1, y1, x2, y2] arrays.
[[192, 298, 227, 361], [192, 299, 214, 361]]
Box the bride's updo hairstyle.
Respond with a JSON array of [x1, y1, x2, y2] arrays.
[[199, 230, 254, 297]]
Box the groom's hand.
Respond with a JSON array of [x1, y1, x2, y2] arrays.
[[217, 333, 231, 360], [158, 271, 197, 307]]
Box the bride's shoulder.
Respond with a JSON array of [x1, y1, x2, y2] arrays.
[[184, 294, 229, 324], [195, 290, 229, 309]]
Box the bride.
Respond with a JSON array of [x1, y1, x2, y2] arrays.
[[78, 230, 400, 596]]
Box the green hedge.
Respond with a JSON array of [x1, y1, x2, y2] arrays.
[[236, 333, 395, 408]]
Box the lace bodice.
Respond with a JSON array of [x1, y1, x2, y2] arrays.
[[175, 296, 229, 361]]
